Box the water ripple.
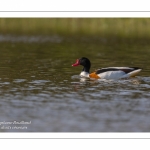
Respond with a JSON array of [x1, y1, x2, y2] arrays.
[[0, 34, 63, 43]]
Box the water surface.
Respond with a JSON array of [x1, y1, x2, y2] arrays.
[[0, 35, 150, 132]]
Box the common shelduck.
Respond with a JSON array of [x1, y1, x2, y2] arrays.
[[72, 57, 142, 79]]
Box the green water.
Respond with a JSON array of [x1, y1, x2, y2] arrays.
[[0, 35, 150, 132]]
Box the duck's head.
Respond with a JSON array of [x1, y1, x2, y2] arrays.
[[72, 57, 91, 72]]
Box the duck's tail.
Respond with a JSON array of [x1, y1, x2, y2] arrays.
[[121, 68, 142, 78]]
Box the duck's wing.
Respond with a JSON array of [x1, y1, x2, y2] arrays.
[[94, 67, 142, 79], [95, 67, 142, 74]]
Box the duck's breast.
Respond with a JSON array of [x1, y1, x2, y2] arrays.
[[80, 71, 90, 78]]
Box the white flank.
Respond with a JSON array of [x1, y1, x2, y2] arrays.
[[98, 71, 125, 79]]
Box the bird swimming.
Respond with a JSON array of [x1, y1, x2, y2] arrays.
[[72, 57, 142, 79]]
